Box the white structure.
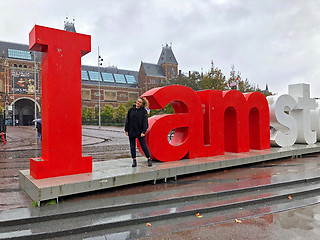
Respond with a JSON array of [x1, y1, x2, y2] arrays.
[[268, 83, 317, 147]]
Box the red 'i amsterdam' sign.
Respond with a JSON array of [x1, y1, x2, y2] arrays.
[[139, 85, 270, 162], [28, 25, 270, 178]]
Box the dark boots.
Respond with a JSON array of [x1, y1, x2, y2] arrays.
[[132, 159, 152, 167], [132, 159, 137, 167]]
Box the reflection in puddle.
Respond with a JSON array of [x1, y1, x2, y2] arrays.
[[84, 231, 131, 240], [275, 203, 320, 231], [93, 213, 132, 225]]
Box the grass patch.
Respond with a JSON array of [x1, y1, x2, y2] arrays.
[[31, 199, 57, 207]]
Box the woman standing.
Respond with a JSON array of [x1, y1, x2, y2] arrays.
[[125, 97, 152, 167]]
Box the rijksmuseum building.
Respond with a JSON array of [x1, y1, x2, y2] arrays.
[[0, 20, 178, 125]]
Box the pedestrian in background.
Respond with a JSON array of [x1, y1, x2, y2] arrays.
[[36, 120, 42, 144], [125, 97, 152, 167]]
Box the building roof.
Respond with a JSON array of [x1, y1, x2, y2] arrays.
[[157, 44, 178, 65], [141, 62, 165, 78], [81, 65, 139, 87], [0, 40, 41, 61], [0, 40, 138, 88]]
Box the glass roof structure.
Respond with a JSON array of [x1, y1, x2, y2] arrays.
[[8, 49, 32, 60], [81, 70, 89, 80], [88, 71, 101, 81], [101, 72, 115, 83], [125, 75, 136, 84], [81, 67, 138, 86], [114, 74, 126, 83]]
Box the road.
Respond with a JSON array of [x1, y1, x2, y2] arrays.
[[0, 125, 132, 211]]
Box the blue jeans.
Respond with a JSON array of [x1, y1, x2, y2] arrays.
[[129, 137, 150, 159]]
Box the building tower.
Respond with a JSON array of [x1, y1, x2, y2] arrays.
[[64, 17, 76, 33], [138, 44, 179, 93], [157, 43, 178, 80]]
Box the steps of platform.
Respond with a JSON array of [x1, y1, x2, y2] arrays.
[[2, 172, 320, 239], [3, 169, 320, 225], [68, 193, 320, 240]]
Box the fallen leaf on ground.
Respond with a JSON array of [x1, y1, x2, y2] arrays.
[[146, 223, 152, 226], [288, 195, 292, 199], [196, 213, 203, 218], [235, 219, 242, 223]]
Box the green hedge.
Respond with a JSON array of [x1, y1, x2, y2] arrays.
[[82, 100, 174, 127]]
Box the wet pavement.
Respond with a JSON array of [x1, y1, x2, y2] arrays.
[[1, 126, 320, 239], [0, 125, 132, 211], [139, 205, 320, 240], [2, 125, 128, 151]]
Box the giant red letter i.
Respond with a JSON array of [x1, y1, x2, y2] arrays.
[[29, 25, 92, 179]]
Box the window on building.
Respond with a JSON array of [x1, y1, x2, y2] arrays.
[[88, 71, 101, 81], [14, 64, 17, 67], [24, 65, 27, 68], [81, 70, 89, 80], [8, 49, 32, 60], [125, 75, 136, 84], [114, 74, 126, 83], [101, 72, 115, 83], [19, 65, 22, 68], [150, 79, 157, 84]]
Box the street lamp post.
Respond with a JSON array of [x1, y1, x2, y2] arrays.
[[98, 46, 103, 129], [33, 52, 37, 125], [30, 51, 37, 135], [12, 73, 15, 126]]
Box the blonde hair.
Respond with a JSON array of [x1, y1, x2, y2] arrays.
[[139, 97, 149, 109]]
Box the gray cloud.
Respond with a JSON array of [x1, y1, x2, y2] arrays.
[[1, 0, 320, 96]]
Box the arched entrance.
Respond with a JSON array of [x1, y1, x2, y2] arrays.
[[11, 98, 41, 126]]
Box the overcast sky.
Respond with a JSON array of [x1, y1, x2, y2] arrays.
[[1, 0, 319, 96]]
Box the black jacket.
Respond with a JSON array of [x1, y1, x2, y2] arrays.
[[125, 106, 148, 138], [36, 123, 42, 134]]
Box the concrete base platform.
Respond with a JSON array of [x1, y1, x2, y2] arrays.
[[19, 143, 320, 203]]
